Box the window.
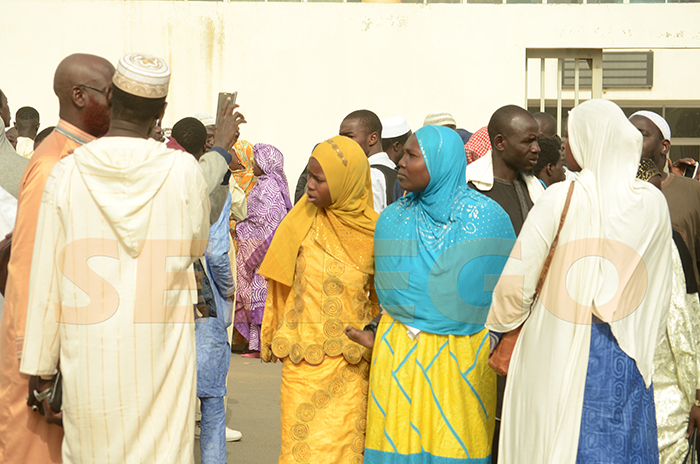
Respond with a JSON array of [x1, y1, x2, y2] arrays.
[[562, 52, 653, 89]]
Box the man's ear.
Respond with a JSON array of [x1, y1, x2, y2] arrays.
[[71, 86, 87, 109], [158, 101, 168, 122], [369, 131, 379, 148], [545, 163, 555, 177], [493, 134, 506, 152], [661, 139, 670, 156]]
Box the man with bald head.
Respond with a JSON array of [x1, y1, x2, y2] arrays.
[[0, 53, 114, 464], [465, 105, 542, 463], [466, 104, 543, 235], [533, 111, 558, 139], [18, 52, 244, 464], [630, 110, 700, 290]]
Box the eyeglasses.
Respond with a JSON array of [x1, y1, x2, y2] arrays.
[[77, 84, 109, 96]]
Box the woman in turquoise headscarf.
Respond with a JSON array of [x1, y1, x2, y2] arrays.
[[363, 125, 516, 463]]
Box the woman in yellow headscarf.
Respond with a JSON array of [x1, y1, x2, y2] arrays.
[[229, 140, 258, 231], [259, 135, 379, 464], [231, 139, 258, 197]]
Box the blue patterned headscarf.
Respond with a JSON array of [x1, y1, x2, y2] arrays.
[[374, 125, 516, 335]]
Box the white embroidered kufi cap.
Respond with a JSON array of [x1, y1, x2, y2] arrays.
[[193, 112, 216, 127], [631, 110, 672, 141], [113, 53, 170, 99]]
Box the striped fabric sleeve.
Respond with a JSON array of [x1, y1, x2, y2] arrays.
[[19, 165, 64, 376]]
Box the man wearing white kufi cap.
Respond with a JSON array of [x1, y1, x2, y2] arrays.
[[19, 53, 244, 464], [356, 115, 407, 214], [381, 116, 412, 165], [630, 110, 700, 291], [194, 111, 216, 152], [381, 116, 412, 202]]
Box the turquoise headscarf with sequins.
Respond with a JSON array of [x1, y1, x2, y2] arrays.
[[374, 125, 516, 335]]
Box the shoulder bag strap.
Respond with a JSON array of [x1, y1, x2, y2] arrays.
[[531, 181, 576, 307]]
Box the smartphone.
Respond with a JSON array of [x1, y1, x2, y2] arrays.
[[216, 92, 238, 128], [684, 163, 698, 179], [48, 371, 62, 412]]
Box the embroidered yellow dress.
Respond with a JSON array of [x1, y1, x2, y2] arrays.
[[260, 135, 379, 464], [262, 212, 377, 463]]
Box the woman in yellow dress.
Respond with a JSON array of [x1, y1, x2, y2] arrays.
[[259, 135, 380, 464]]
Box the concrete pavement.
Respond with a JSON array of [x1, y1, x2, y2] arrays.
[[194, 348, 282, 464]]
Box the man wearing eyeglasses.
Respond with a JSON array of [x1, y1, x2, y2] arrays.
[[0, 53, 115, 464]]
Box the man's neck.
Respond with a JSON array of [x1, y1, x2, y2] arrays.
[[17, 129, 35, 139], [492, 152, 519, 183], [656, 159, 669, 182], [104, 119, 150, 139], [59, 109, 97, 138], [367, 146, 383, 158]]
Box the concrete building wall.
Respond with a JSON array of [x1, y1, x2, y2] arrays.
[[2, 0, 699, 183]]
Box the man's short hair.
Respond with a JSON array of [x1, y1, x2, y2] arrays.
[[171, 117, 207, 157], [16, 106, 39, 122], [533, 137, 561, 176], [34, 126, 55, 148], [343, 109, 382, 137], [488, 105, 534, 147], [381, 131, 411, 152], [111, 85, 166, 124]]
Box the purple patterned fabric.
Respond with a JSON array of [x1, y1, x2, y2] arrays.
[[234, 144, 292, 345]]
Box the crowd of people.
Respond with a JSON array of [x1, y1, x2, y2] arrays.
[[0, 50, 699, 464]]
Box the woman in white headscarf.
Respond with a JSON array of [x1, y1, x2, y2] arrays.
[[487, 99, 673, 463]]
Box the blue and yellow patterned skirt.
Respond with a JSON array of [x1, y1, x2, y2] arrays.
[[365, 314, 496, 463]]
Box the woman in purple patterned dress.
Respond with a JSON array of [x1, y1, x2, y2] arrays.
[[234, 144, 292, 357]]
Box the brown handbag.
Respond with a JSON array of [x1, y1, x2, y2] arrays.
[[488, 181, 576, 376]]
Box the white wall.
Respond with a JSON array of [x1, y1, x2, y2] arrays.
[[2, 0, 699, 185]]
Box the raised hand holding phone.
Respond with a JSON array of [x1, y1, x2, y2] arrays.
[[213, 94, 246, 170]]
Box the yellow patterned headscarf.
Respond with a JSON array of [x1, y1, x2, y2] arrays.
[[231, 140, 257, 197], [229, 140, 258, 230], [259, 135, 378, 287]]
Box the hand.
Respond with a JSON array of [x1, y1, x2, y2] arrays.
[[27, 375, 49, 409], [213, 98, 246, 153], [344, 325, 375, 349], [41, 397, 63, 427], [671, 158, 697, 177], [27, 375, 63, 426], [687, 404, 700, 438]]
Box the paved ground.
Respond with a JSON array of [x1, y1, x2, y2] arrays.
[[194, 345, 282, 464]]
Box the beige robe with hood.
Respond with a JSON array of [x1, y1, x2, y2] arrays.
[[20, 136, 210, 464]]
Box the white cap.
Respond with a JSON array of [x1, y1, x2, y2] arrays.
[[112, 53, 170, 99], [631, 110, 672, 141], [193, 112, 216, 127], [423, 111, 456, 127], [381, 116, 411, 139]]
